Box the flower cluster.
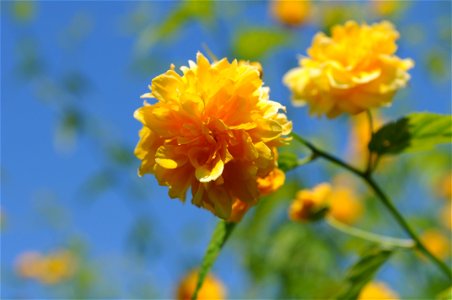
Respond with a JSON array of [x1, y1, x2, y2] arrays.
[[135, 53, 291, 219], [284, 21, 414, 118]]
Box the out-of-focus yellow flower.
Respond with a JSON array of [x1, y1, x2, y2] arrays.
[[270, 0, 311, 27], [176, 270, 226, 300], [329, 186, 363, 225], [283, 20, 414, 118], [289, 183, 332, 222], [372, 0, 404, 17], [15, 250, 76, 284], [16, 252, 45, 279], [135, 52, 291, 220], [420, 229, 451, 260], [257, 167, 285, 196], [289, 182, 362, 224], [359, 281, 399, 300]]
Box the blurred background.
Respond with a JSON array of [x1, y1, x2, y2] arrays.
[[1, 0, 451, 298]]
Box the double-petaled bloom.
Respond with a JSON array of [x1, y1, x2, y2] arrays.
[[135, 53, 291, 220], [284, 20, 414, 118]]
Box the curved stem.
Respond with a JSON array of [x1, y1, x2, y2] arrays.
[[292, 133, 362, 177], [292, 132, 452, 280], [326, 217, 415, 249], [364, 176, 452, 279]]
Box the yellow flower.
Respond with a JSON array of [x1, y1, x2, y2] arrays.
[[229, 167, 285, 223], [176, 270, 226, 300], [329, 186, 363, 225], [289, 183, 332, 222], [15, 250, 76, 284], [239, 60, 263, 78], [270, 0, 311, 27], [135, 53, 292, 219], [289, 182, 362, 224], [420, 229, 450, 260], [359, 281, 399, 300], [283, 20, 414, 118]]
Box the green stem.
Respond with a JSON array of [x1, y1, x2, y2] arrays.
[[326, 217, 414, 249], [365, 110, 375, 175], [291, 132, 452, 280], [364, 176, 452, 279], [292, 133, 362, 177]]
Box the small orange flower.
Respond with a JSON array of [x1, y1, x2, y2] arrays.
[[420, 229, 450, 260], [135, 53, 291, 219], [359, 281, 399, 300], [270, 0, 311, 27], [284, 20, 414, 118], [289, 182, 362, 224], [289, 183, 332, 222], [176, 270, 226, 300], [329, 186, 363, 225]]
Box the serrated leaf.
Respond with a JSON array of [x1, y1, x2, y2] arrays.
[[369, 112, 452, 156], [192, 221, 236, 300], [232, 28, 290, 60], [335, 247, 394, 300]]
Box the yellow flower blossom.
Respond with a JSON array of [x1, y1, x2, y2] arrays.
[[329, 186, 363, 225], [135, 53, 291, 219], [289, 183, 332, 222], [359, 281, 399, 300], [15, 250, 76, 284], [284, 20, 414, 118], [229, 167, 286, 223], [270, 0, 311, 27], [239, 60, 263, 78], [289, 182, 362, 224], [176, 270, 226, 300], [420, 229, 451, 260]]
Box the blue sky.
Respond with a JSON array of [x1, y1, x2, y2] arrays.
[[1, 1, 451, 298]]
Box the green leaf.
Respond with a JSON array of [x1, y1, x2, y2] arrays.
[[192, 221, 236, 300], [278, 152, 299, 172], [369, 112, 452, 156], [136, 0, 214, 53], [335, 247, 394, 300], [232, 28, 291, 60]]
